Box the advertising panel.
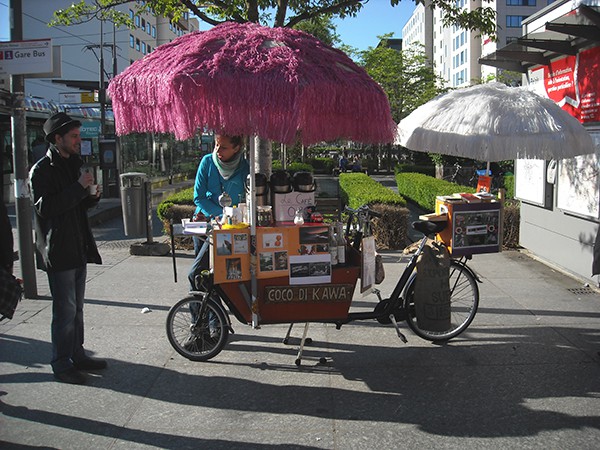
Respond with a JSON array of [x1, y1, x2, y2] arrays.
[[530, 46, 600, 123]]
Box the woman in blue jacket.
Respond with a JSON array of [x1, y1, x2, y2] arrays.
[[188, 134, 249, 290]]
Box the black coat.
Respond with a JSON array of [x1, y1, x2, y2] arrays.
[[29, 147, 101, 272]]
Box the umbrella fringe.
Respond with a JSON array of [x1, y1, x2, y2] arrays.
[[108, 22, 395, 144]]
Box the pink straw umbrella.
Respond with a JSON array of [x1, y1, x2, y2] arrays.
[[108, 21, 395, 145]]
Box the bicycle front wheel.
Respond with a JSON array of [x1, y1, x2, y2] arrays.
[[166, 295, 229, 361], [404, 260, 479, 341]]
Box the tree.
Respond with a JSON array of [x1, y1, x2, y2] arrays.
[[292, 14, 340, 47], [360, 38, 445, 123], [51, 1, 496, 175], [52, 1, 497, 38], [360, 37, 447, 171]]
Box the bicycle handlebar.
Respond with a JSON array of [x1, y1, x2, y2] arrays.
[[344, 205, 381, 218]]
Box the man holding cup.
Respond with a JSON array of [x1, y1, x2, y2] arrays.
[[29, 112, 105, 384]]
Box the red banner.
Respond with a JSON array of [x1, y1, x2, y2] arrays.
[[533, 46, 600, 123]]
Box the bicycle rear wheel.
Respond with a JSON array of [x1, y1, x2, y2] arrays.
[[166, 295, 229, 361], [404, 260, 479, 341]]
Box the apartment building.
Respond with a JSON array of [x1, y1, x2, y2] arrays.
[[402, 0, 551, 87], [3, 0, 198, 102]]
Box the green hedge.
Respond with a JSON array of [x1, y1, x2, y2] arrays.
[[395, 172, 476, 212], [504, 174, 515, 199], [156, 187, 194, 222], [339, 173, 406, 209], [307, 157, 335, 174], [395, 164, 436, 177]]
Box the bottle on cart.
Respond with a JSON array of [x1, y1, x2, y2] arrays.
[[336, 222, 346, 265], [329, 224, 338, 266]]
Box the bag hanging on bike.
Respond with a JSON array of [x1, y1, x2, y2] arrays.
[[414, 240, 451, 332], [0, 268, 23, 321], [375, 254, 385, 284]]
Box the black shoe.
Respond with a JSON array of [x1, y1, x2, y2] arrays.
[[73, 357, 108, 371], [54, 368, 86, 385]]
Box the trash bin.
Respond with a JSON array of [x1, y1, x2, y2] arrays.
[[120, 173, 148, 237]]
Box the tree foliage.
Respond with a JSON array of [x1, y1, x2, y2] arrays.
[[51, 0, 497, 38], [360, 37, 446, 123]]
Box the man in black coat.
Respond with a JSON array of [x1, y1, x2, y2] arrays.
[[29, 112, 105, 385]]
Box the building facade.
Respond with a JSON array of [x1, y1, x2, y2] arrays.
[[1, 1, 200, 201], [402, 0, 551, 87]]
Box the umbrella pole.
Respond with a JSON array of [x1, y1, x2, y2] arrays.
[[250, 136, 259, 328]]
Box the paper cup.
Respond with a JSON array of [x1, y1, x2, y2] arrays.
[[89, 184, 98, 196]]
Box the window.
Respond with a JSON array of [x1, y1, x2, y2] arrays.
[[152, 26, 156, 38], [146, 23, 151, 34], [135, 15, 140, 27], [129, 9, 134, 20], [507, 16, 527, 28], [141, 18, 145, 29], [136, 38, 140, 52], [141, 42, 146, 54], [147, 45, 152, 53], [129, 34, 134, 48], [507, 0, 536, 4]]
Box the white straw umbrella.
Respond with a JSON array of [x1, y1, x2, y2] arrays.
[[396, 83, 595, 167]]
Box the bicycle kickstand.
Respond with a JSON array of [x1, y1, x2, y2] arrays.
[[388, 314, 408, 344]]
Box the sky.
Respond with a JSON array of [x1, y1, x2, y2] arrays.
[[0, 1, 416, 48], [332, 1, 414, 51]]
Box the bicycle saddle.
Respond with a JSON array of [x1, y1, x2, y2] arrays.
[[412, 220, 447, 236]]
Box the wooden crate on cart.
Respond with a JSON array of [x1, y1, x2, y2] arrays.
[[434, 195, 502, 256]]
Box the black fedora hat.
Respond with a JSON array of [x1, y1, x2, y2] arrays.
[[43, 112, 81, 143]]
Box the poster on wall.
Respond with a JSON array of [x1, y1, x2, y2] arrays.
[[556, 153, 600, 219], [529, 46, 600, 123], [515, 159, 546, 206]]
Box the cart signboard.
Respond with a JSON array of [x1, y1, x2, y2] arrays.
[[264, 284, 355, 303]]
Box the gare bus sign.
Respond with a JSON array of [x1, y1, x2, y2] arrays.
[[0, 39, 52, 75]]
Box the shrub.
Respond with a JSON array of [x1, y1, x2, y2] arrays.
[[308, 157, 335, 174], [156, 187, 194, 222], [395, 164, 436, 177], [339, 173, 406, 209], [502, 200, 520, 249], [339, 173, 408, 249], [287, 162, 314, 174], [504, 174, 515, 199], [395, 172, 475, 212]]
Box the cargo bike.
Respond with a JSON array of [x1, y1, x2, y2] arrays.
[[166, 203, 488, 365]]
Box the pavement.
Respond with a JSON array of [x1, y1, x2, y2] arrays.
[[1, 177, 600, 449]]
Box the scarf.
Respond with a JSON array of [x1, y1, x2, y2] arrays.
[[212, 149, 243, 180]]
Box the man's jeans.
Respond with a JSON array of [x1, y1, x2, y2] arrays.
[[48, 266, 87, 373]]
